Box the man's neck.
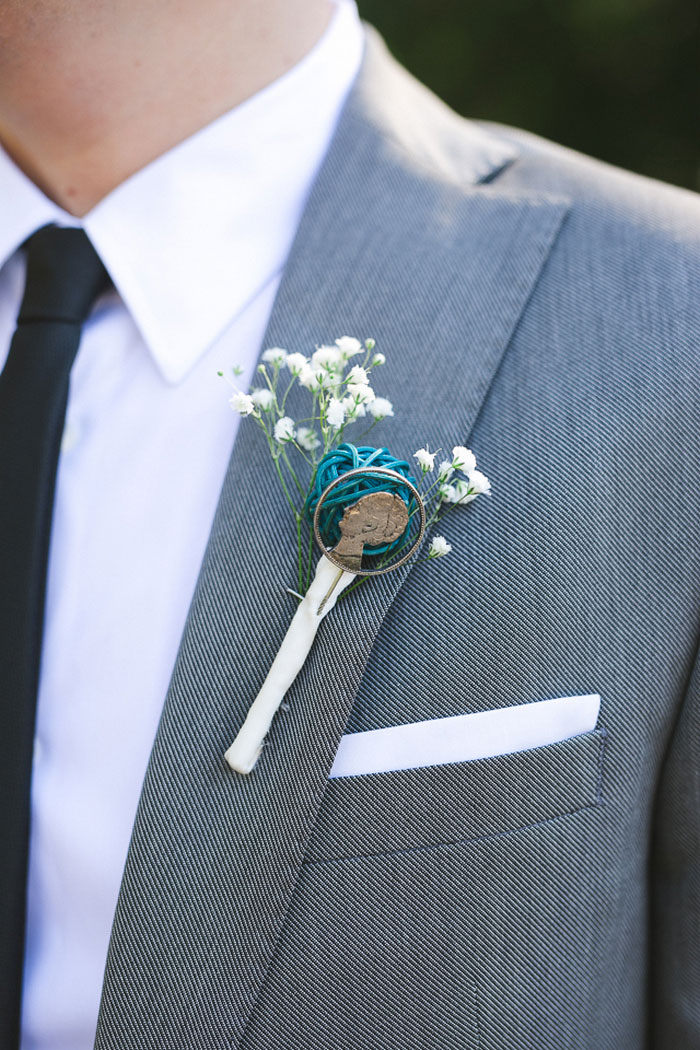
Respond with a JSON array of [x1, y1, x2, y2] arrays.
[[0, 0, 333, 217]]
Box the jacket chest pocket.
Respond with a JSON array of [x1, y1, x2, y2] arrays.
[[250, 728, 611, 1050], [305, 727, 607, 863]]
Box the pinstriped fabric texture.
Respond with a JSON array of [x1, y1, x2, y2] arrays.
[[96, 28, 700, 1050], [247, 809, 612, 1050]]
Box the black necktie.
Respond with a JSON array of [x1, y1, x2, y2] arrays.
[[0, 224, 110, 1047]]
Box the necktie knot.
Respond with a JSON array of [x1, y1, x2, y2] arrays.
[[17, 224, 110, 326]]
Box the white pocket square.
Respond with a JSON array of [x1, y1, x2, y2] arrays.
[[329, 693, 601, 778]]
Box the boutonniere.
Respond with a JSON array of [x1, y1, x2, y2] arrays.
[[220, 337, 490, 773]]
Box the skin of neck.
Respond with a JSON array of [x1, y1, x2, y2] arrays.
[[0, 0, 333, 216]]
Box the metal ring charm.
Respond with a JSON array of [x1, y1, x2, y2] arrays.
[[312, 466, 426, 576]]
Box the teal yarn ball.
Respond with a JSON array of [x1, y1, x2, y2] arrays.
[[306, 443, 418, 557]]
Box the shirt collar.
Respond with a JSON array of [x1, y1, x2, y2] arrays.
[[0, 0, 364, 385]]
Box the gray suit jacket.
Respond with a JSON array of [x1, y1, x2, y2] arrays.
[[94, 28, 700, 1050]]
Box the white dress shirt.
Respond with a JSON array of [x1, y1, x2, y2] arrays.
[[0, 4, 363, 1048]]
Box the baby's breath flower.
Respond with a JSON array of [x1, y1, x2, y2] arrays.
[[298, 365, 322, 392], [414, 447, 436, 473], [229, 392, 255, 416], [251, 388, 275, 410], [285, 352, 308, 375], [364, 337, 376, 351], [296, 426, 320, 452], [429, 536, 452, 558], [274, 416, 295, 443], [346, 364, 369, 386], [452, 445, 476, 474], [312, 345, 342, 371], [368, 396, 394, 419], [335, 336, 363, 358], [438, 459, 454, 482], [261, 347, 287, 367], [326, 397, 346, 429], [468, 469, 491, 495], [371, 352, 386, 366], [346, 383, 375, 404]]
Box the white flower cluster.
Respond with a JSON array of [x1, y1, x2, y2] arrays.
[[412, 444, 491, 504], [428, 536, 452, 558], [410, 444, 491, 561], [229, 391, 255, 417], [290, 341, 394, 428], [273, 416, 295, 443], [227, 336, 394, 460]]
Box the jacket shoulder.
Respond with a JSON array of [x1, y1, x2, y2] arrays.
[[470, 121, 700, 351], [477, 121, 700, 244]]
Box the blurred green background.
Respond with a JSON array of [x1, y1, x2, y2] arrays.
[[358, 0, 700, 191]]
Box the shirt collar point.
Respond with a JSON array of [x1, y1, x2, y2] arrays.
[[137, 326, 209, 386]]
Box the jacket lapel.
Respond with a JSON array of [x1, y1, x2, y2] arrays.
[[95, 31, 569, 1050]]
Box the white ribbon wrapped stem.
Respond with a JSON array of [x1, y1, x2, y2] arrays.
[[224, 555, 356, 774]]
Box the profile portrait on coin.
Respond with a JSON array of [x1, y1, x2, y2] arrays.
[[333, 490, 409, 570]]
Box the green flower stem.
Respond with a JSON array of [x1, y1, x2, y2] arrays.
[[280, 375, 295, 413], [272, 453, 302, 522], [355, 418, 380, 442], [289, 441, 314, 467], [336, 575, 367, 600], [281, 447, 307, 500], [420, 472, 450, 500], [261, 367, 276, 395], [271, 447, 306, 591], [432, 490, 475, 524]]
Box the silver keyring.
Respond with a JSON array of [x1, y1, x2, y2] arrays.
[[312, 466, 426, 576]]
